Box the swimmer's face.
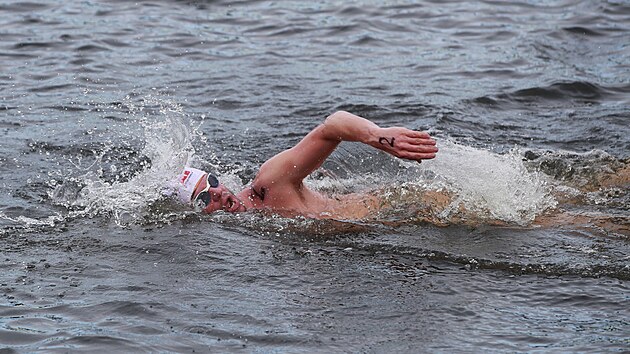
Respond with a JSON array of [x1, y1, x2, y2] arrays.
[[192, 175, 246, 213]]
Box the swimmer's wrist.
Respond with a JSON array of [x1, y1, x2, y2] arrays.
[[366, 126, 383, 147]]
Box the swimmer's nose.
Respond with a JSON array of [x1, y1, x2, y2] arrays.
[[211, 191, 221, 202]]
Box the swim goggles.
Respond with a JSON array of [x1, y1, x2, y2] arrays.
[[192, 173, 220, 207]]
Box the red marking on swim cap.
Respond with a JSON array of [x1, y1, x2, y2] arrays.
[[180, 170, 191, 183]]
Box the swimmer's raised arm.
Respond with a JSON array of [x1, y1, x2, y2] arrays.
[[255, 111, 438, 187], [322, 111, 438, 161]]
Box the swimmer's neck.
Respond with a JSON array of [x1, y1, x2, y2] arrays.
[[236, 186, 262, 211]]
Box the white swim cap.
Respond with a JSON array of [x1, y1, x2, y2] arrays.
[[174, 167, 207, 204]]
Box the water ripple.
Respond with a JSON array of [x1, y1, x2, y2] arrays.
[[1, 0, 629, 352]]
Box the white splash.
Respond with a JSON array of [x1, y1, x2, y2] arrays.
[[409, 140, 557, 225], [59, 96, 200, 225], [301, 140, 555, 225], [0, 211, 65, 229]]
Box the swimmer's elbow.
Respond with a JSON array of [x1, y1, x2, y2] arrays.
[[321, 111, 362, 140], [321, 110, 379, 143], [324, 111, 351, 126], [320, 111, 348, 141]]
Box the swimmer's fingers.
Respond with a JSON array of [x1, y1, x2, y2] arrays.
[[402, 130, 436, 144], [398, 141, 439, 155], [394, 149, 438, 161], [402, 129, 433, 141], [398, 132, 438, 161], [386, 140, 438, 160]]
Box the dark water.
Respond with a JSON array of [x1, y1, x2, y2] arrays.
[[1, 0, 629, 352]]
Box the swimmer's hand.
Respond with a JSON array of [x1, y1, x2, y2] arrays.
[[370, 127, 438, 162]]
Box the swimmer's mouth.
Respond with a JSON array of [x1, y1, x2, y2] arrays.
[[225, 197, 243, 212]]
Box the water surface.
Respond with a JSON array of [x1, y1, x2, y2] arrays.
[[1, 0, 629, 352]]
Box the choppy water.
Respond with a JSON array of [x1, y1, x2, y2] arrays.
[[1, 0, 629, 352]]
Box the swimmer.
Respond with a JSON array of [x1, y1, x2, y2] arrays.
[[174, 111, 439, 219]]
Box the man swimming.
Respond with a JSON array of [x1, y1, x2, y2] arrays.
[[174, 111, 439, 219]]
